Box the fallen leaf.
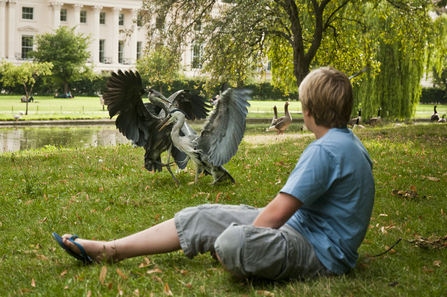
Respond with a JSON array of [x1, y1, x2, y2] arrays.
[[215, 192, 221, 204], [147, 268, 162, 274], [379, 214, 388, 217], [118, 283, 123, 295], [134, 289, 140, 296], [409, 185, 417, 192], [423, 268, 434, 273], [151, 275, 163, 283], [36, 254, 49, 261], [257, 291, 275, 296], [90, 209, 97, 213], [60, 270, 67, 277], [442, 209, 446, 216], [164, 283, 173, 295], [99, 265, 107, 285], [31, 278, 36, 287], [388, 281, 399, 287], [385, 246, 396, 253], [201, 286, 205, 293], [20, 288, 32, 293], [357, 263, 370, 269], [117, 268, 128, 280], [434, 261, 442, 267], [87, 291, 92, 297], [25, 200, 34, 205], [421, 175, 440, 182], [64, 286, 69, 289], [107, 282, 113, 290]]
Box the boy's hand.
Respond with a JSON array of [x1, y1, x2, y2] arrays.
[[252, 193, 303, 229]]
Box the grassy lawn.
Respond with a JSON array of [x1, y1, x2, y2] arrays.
[[2, 95, 446, 121], [0, 123, 446, 296]]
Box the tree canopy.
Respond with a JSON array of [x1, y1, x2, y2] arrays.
[[31, 26, 94, 94], [137, 0, 446, 119], [0, 61, 53, 115], [135, 45, 183, 93]]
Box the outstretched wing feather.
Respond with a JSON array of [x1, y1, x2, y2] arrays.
[[103, 70, 157, 146], [198, 88, 251, 166], [168, 90, 211, 120]]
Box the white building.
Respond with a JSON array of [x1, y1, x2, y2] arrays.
[[0, 0, 205, 75]]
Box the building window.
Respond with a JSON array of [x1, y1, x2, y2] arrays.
[[156, 15, 165, 30], [80, 11, 87, 23], [194, 21, 202, 31], [137, 15, 143, 27], [118, 41, 124, 64], [191, 41, 203, 69], [99, 40, 105, 63], [60, 9, 67, 22], [137, 42, 142, 60], [22, 7, 34, 20], [100, 12, 106, 25], [119, 13, 124, 26], [22, 35, 34, 60]]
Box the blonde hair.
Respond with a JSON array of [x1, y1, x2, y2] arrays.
[[299, 67, 353, 128]]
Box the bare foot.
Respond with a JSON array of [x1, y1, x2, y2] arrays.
[[61, 234, 119, 263]]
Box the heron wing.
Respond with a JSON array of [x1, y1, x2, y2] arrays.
[[198, 88, 251, 166], [167, 90, 211, 120], [103, 70, 158, 147]]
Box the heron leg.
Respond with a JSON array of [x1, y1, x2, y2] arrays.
[[165, 144, 180, 186]]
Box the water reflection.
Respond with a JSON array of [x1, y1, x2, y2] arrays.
[[0, 126, 131, 153]]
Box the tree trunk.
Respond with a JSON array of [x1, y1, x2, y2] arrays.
[[64, 81, 69, 94]]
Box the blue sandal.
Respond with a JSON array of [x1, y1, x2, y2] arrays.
[[52, 232, 93, 264]]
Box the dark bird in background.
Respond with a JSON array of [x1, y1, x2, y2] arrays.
[[266, 101, 292, 135], [348, 109, 362, 126], [431, 105, 440, 122], [158, 88, 251, 184], [103, 70, 211, 185], [438, 114, 446, 123], [366, 108, 382, 126]]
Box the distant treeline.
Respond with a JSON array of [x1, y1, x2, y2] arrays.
[[0, 73, 297, 101]]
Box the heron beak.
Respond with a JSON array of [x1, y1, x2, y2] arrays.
[[157, 116, 172, 131]]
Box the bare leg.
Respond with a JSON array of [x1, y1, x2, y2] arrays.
[[61, 219, 180, 263]]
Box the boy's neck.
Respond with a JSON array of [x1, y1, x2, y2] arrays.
[[303, 110, 330, 139]]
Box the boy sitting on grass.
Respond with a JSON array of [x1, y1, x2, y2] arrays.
[[53, 67, 375, 280]]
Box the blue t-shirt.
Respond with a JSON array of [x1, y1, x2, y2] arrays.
[[281, 127, 375, 275]]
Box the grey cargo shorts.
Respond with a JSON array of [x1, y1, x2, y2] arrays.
[[174, 204, 333, 280]]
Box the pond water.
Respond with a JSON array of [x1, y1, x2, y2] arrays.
[[0, 126, 131, 153]]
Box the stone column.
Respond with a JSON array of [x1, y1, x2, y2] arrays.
[[92, 6, 102, 64], [73, 4, 83, 32], [130, 9, 138, 64], [0, 0, 6, 59], [52, 2, 63, 30], [112, 7, 121, 64], [8, 0, 16, 60]]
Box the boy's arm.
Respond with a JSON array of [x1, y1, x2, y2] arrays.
[[252, 193, 303, 229]]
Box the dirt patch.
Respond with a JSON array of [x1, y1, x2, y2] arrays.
[[242, 133, 314, 145]]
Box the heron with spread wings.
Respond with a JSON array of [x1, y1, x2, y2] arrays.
[[158, 88, 252, 184], [103, 70, 211, 185]]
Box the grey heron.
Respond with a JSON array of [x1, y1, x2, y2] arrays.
[[103, 70, 211, 185], [158, 88, 251, 184], [266, 101, 292, 135]]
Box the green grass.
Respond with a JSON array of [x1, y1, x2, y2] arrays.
[[2, 95, 446, 121], [0, 123, 446, 296]]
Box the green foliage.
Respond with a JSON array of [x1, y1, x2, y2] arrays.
[[31, 26, 95, 93], [136, 46, 182, 93]]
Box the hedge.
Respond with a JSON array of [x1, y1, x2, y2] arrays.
[[420, 87, 446, 104], [1, 73, 297, 101]]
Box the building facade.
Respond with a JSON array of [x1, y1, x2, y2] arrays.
[[0, 0, 149, 73]]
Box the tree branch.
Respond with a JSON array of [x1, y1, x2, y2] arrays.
[[323, 0, 352, 31]]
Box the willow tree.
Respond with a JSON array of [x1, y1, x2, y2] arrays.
[[352, 4, 447, 120]]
